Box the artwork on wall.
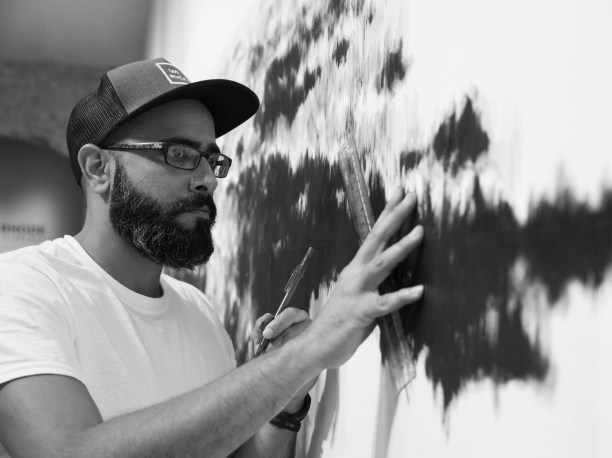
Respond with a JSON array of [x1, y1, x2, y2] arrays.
[[156, 0, 611, 455]]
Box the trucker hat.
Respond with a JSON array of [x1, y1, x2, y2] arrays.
[[66, 57, 260, 184]]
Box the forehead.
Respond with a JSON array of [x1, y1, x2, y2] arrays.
[[107, 99, 216, 144]]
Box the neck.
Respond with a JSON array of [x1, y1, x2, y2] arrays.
[[75, 218, 164, 298]]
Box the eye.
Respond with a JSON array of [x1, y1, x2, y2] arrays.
[[171, 146, 188, 158], [207, 155, 219, 168]]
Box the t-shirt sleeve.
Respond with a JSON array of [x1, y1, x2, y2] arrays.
[[0, 260, 84, 386]]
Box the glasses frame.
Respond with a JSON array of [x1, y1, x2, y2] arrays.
[[102, 142, 232, 178]]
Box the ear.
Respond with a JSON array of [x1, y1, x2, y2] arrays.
[[77, 144, 112, 194]]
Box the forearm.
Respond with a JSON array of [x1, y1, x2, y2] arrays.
[[233, 386, 312, 458], [63, 337, 320, 458]]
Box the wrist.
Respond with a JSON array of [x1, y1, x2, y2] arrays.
[[284, 395, 307, 414], [281, 331, 325, 378], [270, 394, 311, 432]]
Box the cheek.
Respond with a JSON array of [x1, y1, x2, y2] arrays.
[[122, 157, 187, 197]]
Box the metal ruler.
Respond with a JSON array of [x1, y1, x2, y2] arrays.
[[338, 137, 416, 393]]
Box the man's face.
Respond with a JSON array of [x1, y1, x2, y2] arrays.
[[104, 99, 220, 269], [109, 159, 217, 269]]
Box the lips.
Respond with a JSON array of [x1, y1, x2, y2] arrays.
[[185, 205, 209, 214], [171, 197, 217, 226]]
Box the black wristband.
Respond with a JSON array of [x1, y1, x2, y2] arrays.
[[269, 394, 311, 432]]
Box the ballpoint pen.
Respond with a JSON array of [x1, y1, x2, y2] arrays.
[[254, 247, 315, 357]]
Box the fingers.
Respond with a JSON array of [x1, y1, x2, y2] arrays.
[[356, 190, 418, 262], [366, 225, 424, 286], [262, 307, 310, 340], [373, 190, 417, 242], [252, 313, 274, 343], [367, 285, 424, 318], [374, 187, 406, 222], [270, 319, 311, 348]]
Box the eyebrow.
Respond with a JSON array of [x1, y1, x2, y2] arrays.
[[159, 137, 221, 154]]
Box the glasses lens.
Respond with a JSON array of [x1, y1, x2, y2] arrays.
[[165, 144, 231, 177], [166, 144, 199, 169], [206, 153, 230, 178]]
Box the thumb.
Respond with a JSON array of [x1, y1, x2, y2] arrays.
[[252, 313, 274, 343]]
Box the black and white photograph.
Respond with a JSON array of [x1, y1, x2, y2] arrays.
[[0, 1, 610, 457]]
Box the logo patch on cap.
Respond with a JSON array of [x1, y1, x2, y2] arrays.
[[156, 62, 190, 85]]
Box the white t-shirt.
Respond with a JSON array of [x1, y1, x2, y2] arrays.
[[0, 235, 236, 421]]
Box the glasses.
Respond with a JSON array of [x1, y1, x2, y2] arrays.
[[102, 142, 232, 178]]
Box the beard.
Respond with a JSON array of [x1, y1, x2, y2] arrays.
[[109, 161, 217, 269]]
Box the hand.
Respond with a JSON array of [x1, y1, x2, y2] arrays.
[[252, 308, 310, 353], [303, 188, 424, 370], [252, 308, 318, 413]]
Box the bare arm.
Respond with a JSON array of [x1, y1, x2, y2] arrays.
[[0, 189, 423, 458], [0, 335, 318, 458], [233, 309, 316, 458]]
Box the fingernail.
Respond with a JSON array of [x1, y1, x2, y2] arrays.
[[411, 285, 424, 297], [262, 327, 273, 339]]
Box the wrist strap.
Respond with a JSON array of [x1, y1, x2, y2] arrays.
[[269, 394, 311, 432]]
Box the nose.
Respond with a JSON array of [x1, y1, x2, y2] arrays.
[[189, 158, 218, 194]]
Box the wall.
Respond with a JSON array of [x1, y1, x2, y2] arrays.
[[148, 0, 612, 456], [0, 61, 107, 156], [0, 0, 151, 67], [0, 0, 153, 253], [0, 60, 107, 255], [0, 138, 82, 253]]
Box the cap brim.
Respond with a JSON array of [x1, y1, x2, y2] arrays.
[[125, 79, 260, 138]]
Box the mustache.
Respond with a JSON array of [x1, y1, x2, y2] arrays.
[[166, 194, 217, 222]]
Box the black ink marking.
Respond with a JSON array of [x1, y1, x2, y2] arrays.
[[304, 67, 321, 93], [329, 0, 350, 18], [332, 39, 350, 66], [400, 100, 612, 411], [522, 189, 612, 303], [399, 150, 421, 172], [226, 95, 612, 414], [235, 138, 244, 160], [299, 14, 323, 45], [226, 153, 359, 361], [249, 44, 264, 73], [327, 0, 364, 33], [432, 98, 490, 175], [255, 42, 322, 139], [377, 41, 407, 92], [406, 178, 548, 411]]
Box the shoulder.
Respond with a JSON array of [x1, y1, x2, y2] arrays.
[[0, 242, 85, 388], [0, 241, 80, 356], [0, 239, 73, 286], [0, 237, 90, 318]]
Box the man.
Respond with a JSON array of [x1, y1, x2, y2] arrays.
[[0, 58, 424, 457]]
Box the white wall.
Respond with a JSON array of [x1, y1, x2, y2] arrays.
[[145, 1, 612, 457], [145, 0, 252, 80]]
